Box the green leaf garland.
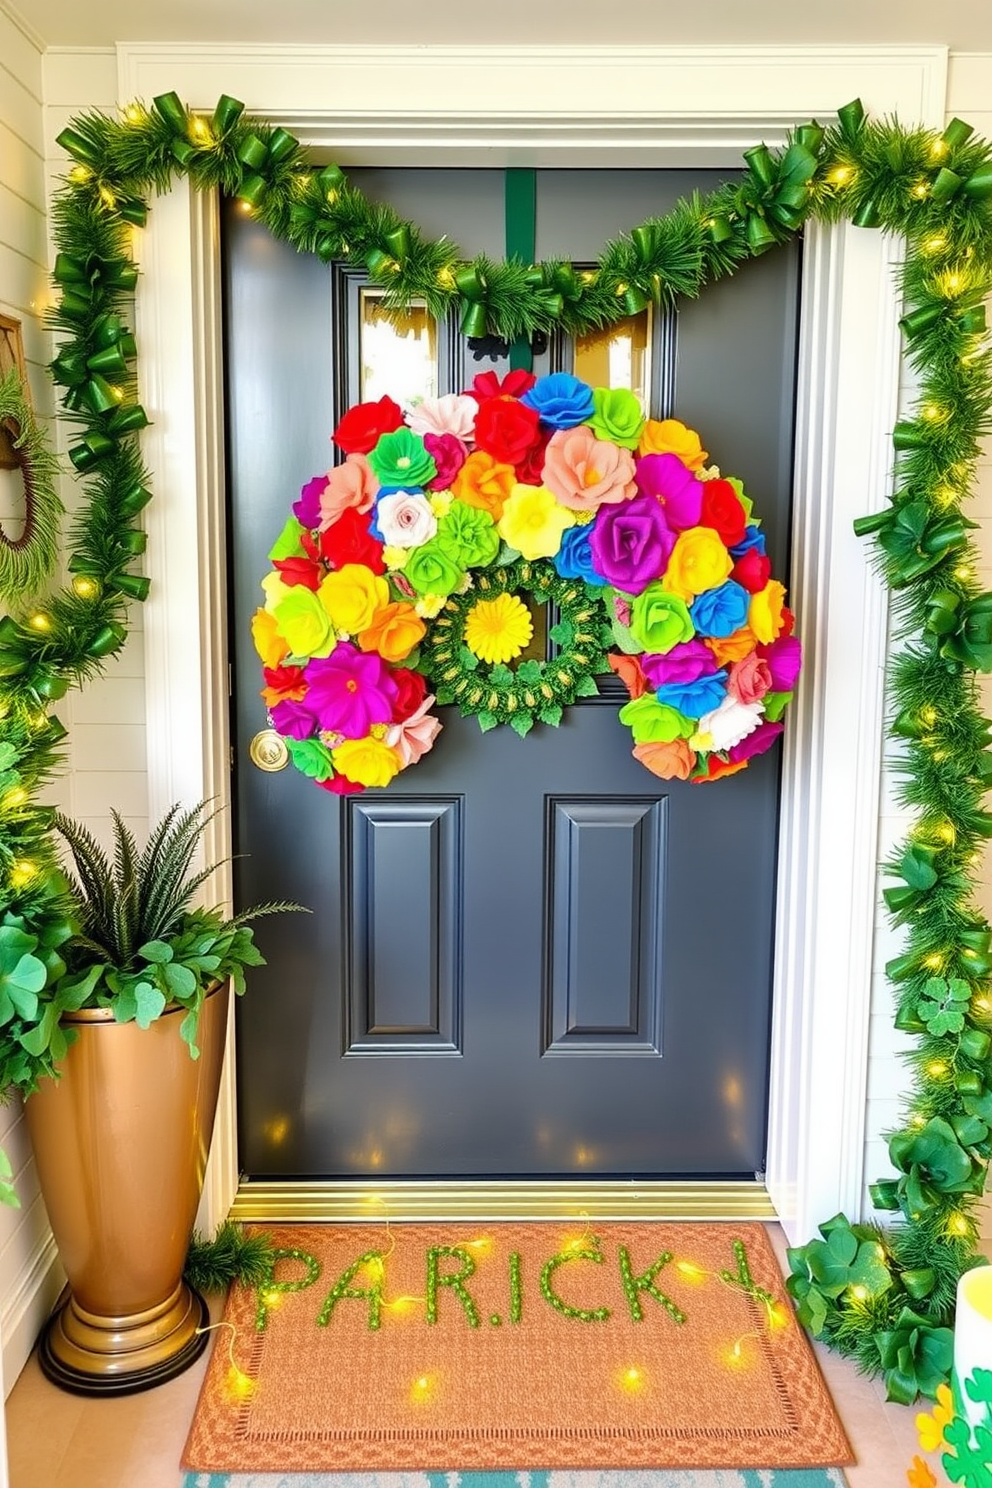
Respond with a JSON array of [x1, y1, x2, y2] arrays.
[[0, 89, 988, 1401]]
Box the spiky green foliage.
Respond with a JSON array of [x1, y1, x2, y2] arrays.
[[184, 1220, 276, 1293], [0, 94, 990, 1361]]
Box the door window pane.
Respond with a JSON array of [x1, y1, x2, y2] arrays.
[[573, 310, 652, 406], [360, 288, 437, 406]]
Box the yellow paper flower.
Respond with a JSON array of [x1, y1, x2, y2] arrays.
[[415, 593, 447, 619], [497, 484, 574, 560], [464, 592, 534, 664], [273, 586, 336, 659], [429, 492, 453, 518], [332, 736, 403, 788], [250, 607, 289, 668], [637, 417, 709, 470], [749, 579, 787, 643], [662, 526, 733, 601], [261, 570, 291, 612], [318, 564, 390, 634], [382, 545, 410, 570]]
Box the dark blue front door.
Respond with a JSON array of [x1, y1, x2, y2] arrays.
[[226, 169, 800, 1179]]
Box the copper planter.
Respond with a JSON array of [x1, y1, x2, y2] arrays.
[[24, 981, 229, 1395]]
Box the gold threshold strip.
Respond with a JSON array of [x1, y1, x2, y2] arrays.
[[231, 1179, 776, 1224]]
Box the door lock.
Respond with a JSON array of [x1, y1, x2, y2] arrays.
[[248, 729, 290, 772]]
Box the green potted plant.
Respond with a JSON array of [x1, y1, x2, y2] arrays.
[[0, 799, 291, 1395]]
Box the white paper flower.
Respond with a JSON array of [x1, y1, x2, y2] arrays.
[[376, 491, 438, 548], [406, 393, 478, 442], [696, 694, 764, 752]]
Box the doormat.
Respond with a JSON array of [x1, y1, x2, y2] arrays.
[[182, 1223, 853, 1474], [181, 1470, 850, 1487]]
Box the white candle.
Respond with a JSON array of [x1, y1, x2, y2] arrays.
[[954, 1264, 992, 1432]]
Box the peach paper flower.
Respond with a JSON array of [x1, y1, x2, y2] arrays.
[[542, 425, 637, 512], [406, 394, 478, 442], [632, 738, 696, 780], [318, 453, 378, 529], [386, 695, 442, 767]]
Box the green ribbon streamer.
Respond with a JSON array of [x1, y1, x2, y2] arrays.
[[505, 168, 537, 371]]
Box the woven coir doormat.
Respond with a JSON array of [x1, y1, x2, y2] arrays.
[[183, 1221, 852, 1474]]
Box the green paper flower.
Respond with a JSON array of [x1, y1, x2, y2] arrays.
[[403, 540, 465, 597], [268, 516, 307, 562], [629, 583, 694, 654], [588, 386, 645, 449], [367, 427, 436, 489], [286, 736, 336, 782], [273, 587, 336, 659], [436, 501, 501, 569], [617, 694, 693, 744]]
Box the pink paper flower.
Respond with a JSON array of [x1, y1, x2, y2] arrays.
[[728, 650, 773, 704], [407, 394, 478, 442], [318, 454, 378, 530], [424, 432, 469, 490], [386, 694, 442, 767], [542, 425, 637, 512]]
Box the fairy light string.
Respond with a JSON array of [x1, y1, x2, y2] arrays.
[[1, 93, 991, 1397]]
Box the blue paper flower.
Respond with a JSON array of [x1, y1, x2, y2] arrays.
[[729, 524, 766, 559], [553, 522, 608, 584], [655, 669, 729, 718], [522, 372, 595, 429], [690, 579, 751, 638]]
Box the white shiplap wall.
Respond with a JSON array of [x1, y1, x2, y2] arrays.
[[861, 52, 992, 1234]]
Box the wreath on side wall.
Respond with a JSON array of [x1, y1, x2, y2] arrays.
[[253, 374, 799, 792], [0, 89, 990, 1404]]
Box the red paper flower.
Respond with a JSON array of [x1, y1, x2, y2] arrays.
[[699, 478, 747, 548], [273, 555, 323, 590], [731, 547, 772, 594], [318, 507, 386, 574], [260, 663, 307, 706], [390, 667, 429, 722], [317, 773, 366, 795], [515, 426, 552, 486], [468, 368, 537, 402], [473, 396, 541, 466], [332, 395, 404, 455]]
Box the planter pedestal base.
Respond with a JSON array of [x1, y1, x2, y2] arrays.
[[38, 1281, 210, 1396]]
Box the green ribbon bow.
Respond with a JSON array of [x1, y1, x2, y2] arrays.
[[853, 497, 970, 586], [924, 589, 992, 671], [234, 123, 301, 207], [882, 842, 940, 920], [454, 263, 489, 338], [735, 135, 821, 254]]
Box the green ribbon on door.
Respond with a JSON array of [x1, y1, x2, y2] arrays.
[[505, 168, 537, 372]]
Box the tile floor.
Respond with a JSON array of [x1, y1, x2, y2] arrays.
[[3, 1226, 953, 1488]]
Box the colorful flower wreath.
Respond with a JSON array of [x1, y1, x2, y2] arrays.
[[252, 368, 802, 793]]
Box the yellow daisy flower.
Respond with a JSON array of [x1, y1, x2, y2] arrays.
[[464, 592, 534, 665]]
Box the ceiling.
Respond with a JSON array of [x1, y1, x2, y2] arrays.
[[8, 0, 992, 51]]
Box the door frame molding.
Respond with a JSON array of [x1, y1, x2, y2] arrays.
[[121, 43, 946, 1243]]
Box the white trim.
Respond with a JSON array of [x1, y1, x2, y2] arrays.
[[124, 44, 946, 1242], [0, 1230, 63, 1399]]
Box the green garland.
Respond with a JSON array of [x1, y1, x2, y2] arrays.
[[1, 88, 991, 1398], [419, 559, 609, 736], [0, 369, 64, 604]]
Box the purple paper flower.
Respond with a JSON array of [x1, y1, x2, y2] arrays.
[[294, 473, 329, 528], [634, 453, 703, 529], [656, 669, 729, 719], [271, 697, 318, 741], [304, 643, 398, 739], [424, 432, 468, 490], [759, 635, 802, 691], [728, 719, 784, 763], [590, 494, 676, 594], [690, 580, 750, 638], [640, 638, 717, 688]]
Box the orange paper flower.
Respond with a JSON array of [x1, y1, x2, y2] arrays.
[[638, 417, 709, 469], [451, 450, 517, 521], [906, 1456, 937, 1488], [357, 601, 427, 664], [706, 627, 758, 666], [607, 652, 649, 699], [633, 738, 696, 780]]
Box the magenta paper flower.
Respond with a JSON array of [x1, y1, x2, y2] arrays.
[[635, 453, 703, 529], [386, 694, 442, 767], [294, 473, 329, 528], [640, 639, 716, 689], [759, 635, 803, 691], [590, 494, 676, 594], [270, 697, 318, 741], [728, 719, 784, 763], [424, 432, 469, 490], [303, 643, 399, 739]]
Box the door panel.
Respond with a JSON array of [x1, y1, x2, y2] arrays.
[[225, 169, 800, 1181]]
